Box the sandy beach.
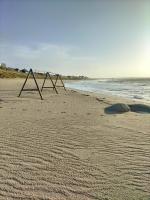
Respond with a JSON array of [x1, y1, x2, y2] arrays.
[[0, 78, 150, 200]]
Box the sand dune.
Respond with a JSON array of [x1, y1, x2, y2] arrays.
[[0, 79, 150, 199]]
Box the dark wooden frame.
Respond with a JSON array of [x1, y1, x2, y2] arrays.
[[18, 68, 43, 100], [41, 72, 58, 94], [54, 74, 66, 91]]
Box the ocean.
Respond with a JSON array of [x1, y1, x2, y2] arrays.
[[65, 78, 150, 103]]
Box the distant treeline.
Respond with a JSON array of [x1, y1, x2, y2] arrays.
[[0, 63, 89, 80]]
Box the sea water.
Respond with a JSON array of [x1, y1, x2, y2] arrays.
[[65, 78, 150, 103]]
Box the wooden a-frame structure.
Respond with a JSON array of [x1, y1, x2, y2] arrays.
[[41, 72, 58, 94], [41, 73, 66, 93], [54, 74, 66, 91], [18, 68, 43, 100]]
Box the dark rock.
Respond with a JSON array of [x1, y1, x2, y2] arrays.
[[105, 103, 130, 114], [128, 104, 150, 113]]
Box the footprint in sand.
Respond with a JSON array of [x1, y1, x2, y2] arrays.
[[96, 97, 105, 102], [83, 94, 90, 96], [87, 113, 91, 115], [11, 107, 16, 110]]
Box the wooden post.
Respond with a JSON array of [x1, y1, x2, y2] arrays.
[[41, 72, 58, 94], [18, 68, 43, 100]]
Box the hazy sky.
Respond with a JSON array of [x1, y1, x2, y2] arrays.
[[0, 0, 150, 77]]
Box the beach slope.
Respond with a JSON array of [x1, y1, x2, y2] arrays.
[[0, 79, 150, 200]]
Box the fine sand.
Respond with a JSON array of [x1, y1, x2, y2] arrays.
[[0, 78, 150, 200]]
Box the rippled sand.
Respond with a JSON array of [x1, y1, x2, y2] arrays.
[[0, 79, 150, 200]]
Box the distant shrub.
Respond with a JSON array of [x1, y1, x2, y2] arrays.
[[0, 63, 6, 69], [20, 68, 28, 73], [14, 68, 19, 72]]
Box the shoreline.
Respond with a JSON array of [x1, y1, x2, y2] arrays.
[[65, 79, 150, 106], [66, 86, 150, 106]]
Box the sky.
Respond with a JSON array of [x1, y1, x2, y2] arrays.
[[0, 0, 150, 78]]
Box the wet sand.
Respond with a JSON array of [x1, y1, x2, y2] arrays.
[[0, 79, 150, 200]]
